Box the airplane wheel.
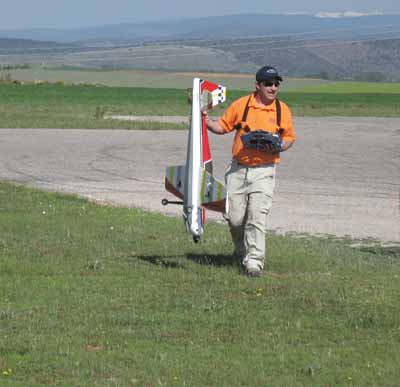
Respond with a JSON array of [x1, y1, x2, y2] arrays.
[[161, 198, 168, 206], [193, 236, 200, 243]]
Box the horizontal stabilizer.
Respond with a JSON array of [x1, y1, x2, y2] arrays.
[[165, 165, 185, 200]]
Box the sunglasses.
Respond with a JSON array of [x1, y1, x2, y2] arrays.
[[261, 80, 281, 87]]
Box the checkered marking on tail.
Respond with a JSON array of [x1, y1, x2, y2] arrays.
[[211, 85, 227, 106]]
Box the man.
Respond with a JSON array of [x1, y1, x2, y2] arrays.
[[204, 66, 296, 277]]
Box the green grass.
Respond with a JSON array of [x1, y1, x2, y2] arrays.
[[0, 84, 189, 129], [0, 82, 400, 129], [6, 68, 330, 91], [300, 81, 400, 94], [279, 92, 400, 116], [7, 67, 400, 93], [1, 181, 400, 386]]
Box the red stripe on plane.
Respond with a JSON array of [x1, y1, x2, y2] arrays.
[[200, 80, 220, 170], [201, 114, 211, 166]]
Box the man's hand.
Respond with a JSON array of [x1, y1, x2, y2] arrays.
[[263, 139, 293, 153], [279, 140, 293, 152], [203, 111, 225, 134]]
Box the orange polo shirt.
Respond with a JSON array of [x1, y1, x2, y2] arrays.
[[218, 93, 296, 166]]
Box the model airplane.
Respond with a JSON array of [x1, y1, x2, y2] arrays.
[[162, 78, 227, 242]]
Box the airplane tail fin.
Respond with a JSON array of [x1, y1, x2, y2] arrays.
[[199, 80, 227, 175]]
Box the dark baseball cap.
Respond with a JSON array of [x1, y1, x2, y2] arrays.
[[256, 66, 283, 82]]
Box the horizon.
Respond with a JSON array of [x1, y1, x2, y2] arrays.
[[1, 0, 400, 30], [0, 10, 399, 32]]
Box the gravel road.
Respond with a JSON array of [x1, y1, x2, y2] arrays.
[[0, 116, 398, 243]]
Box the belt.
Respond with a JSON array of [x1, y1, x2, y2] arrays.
[[233, 159, 275, 168]]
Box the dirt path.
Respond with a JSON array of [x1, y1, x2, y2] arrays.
[[0, 117, 398, 243]]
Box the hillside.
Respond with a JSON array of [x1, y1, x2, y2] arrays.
[[1, 14, 400, 81], [1, 14, 400, 43], [0, 37, 78, 49], [194, 36, 400, 80]]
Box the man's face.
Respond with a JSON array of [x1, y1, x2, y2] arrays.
[[255, 80, 280, 104]]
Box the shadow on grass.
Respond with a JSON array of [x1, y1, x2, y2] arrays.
[[131, 254, 237, 269], [186, 253, 237, 267], [135, 255, 185, 269]]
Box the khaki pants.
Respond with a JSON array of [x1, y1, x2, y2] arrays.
[[224, 160, 276, 270]]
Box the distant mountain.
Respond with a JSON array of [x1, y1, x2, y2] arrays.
[[2, 14, 400, 81], [0, 37, 77, 50], [206, 36, 400, 81], [1, 14, 400, 43]]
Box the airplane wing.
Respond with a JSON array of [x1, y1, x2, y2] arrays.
[[165, 165, 226, 213]]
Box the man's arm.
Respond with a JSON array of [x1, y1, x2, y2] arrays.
[[279, 101, 296, 152], [204, 114, 225, 135]]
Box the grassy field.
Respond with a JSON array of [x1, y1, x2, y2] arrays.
[[6, 67, 400, 92], [1, 181, 399, 386], [4, 68, 330, 91], [300, 81, 400, 94], [0, 84, 189, 129], [1, 80, 400, 129]]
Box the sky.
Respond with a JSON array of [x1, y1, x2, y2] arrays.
[[1, 0, 400, 30]]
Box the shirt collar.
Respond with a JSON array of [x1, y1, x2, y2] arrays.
[[249, 92, 277, 111]]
